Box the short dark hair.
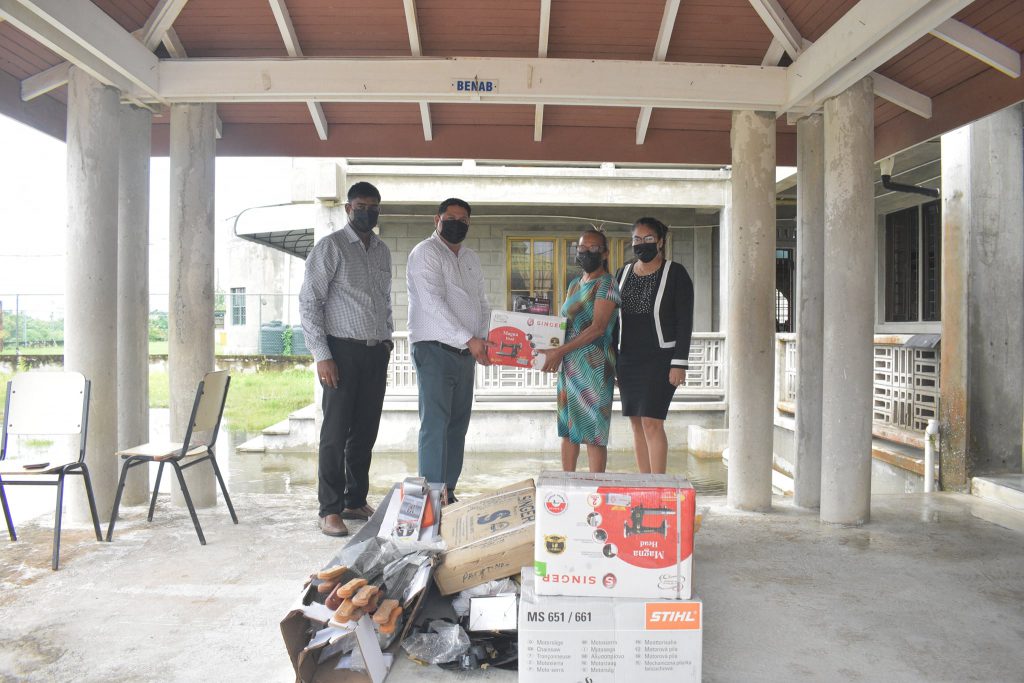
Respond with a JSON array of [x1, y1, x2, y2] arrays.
[[633, 217, 668, 241], [347, 181, 381, 203], [437, 197, 472, 217]]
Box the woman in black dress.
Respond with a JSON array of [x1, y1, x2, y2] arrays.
[[614, 217, 694, 474]]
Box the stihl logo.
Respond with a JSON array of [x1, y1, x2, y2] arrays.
[[645, 603, 701, 630]]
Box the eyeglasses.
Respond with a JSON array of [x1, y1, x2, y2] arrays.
[[577, 245, 605, 254], [631, 235, 658, 245]]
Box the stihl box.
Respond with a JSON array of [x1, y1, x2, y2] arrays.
[[534, 471, 695, 600], [519, 568, 702, 683], [486, 310, 566, 369]]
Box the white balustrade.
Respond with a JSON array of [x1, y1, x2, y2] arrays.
[[387, 332, 727, 401], [777, 334, 940, 436]]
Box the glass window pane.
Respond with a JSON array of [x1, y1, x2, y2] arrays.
[[885, 207, 919, 322], [921, 201, 941, 322]]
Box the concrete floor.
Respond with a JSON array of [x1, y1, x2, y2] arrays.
[[1, 487, 1023, 682]]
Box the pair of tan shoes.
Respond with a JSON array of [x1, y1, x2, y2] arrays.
[[318, 504, 376, 537]]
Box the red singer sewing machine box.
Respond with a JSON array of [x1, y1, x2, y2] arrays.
[[534, 471, 696, 600], [486, 310, 567, 369]]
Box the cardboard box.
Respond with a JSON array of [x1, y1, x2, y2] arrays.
[[486, 310, 566, 369], [434, 479, 536, 595], [534, 472, 695, 600], [518, 568, 702, 682]]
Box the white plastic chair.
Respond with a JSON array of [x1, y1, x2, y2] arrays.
[[0, 371, 102, 570]]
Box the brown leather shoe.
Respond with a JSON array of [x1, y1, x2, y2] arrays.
[[318, 513, 349, 537], [340, 504, 375, 521]]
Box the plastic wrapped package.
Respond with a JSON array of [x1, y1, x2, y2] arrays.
[[451, 578, 519, 617], [401, 620, 471, 664]]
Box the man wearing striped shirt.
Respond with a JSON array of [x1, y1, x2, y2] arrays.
[[299, 182, 393, 537], [407, 198, 490, 503]]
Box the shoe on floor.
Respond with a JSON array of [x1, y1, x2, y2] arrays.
[[443, 489, 458, 506], [340, 504, 375, 521], [318, 513, 349, 537]]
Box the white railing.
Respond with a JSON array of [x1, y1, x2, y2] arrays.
[[388, 332, 726, 400], [777, 334, 940, 435]]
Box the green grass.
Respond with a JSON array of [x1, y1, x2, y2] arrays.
[[0, 366, 313, 434], [0, 341, 210, 356], [149, 368, 313, 433]]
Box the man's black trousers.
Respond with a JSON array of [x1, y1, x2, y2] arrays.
[[318, 336, 390, 516]]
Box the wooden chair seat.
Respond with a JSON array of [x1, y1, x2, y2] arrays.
[[117, 442, 208, 461], [0, 459, 77, 475]]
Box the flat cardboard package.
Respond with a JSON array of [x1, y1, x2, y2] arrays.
[[534, 471, 695, 600], [434, 479, 536, 595], [518, 568, 702, 683], [486, 310, 566, 369]]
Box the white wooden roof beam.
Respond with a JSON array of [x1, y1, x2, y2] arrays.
[[402, 0, 432, 141], [752, 2, 932, 120], [17, 0, 188, 101], [0, 0, 159, 98], [268, 0, 328, 140], [139, 0, 189, 51], [636, 0, 681, 145], [160, 27, 222, 139], [748, 0, 801, 58], [159, 57, 787, 110], [533, 0, 551, 142], [761, 38, 786, 67], [785, 0, 974, 111], [930, 18, 1021, 78], [20, 60, 69, 99]]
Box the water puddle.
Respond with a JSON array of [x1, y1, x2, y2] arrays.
[[2, 410, 727, 525]]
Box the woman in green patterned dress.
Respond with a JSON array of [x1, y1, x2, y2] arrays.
[[540, 229, 621, 472]]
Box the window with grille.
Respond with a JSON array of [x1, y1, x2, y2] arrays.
[[230, 287, 246, 325], [921, 201, 941, 321], [884, 201, 941, 323], [506, 233, 652, 313]]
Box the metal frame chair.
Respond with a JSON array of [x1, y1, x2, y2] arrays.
[[0, 371, 102, 570], [107, 370, 237, 545]]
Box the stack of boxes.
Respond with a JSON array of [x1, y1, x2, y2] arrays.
[[518, 471, 702, 682]]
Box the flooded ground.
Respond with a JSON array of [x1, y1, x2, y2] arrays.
[[2, 409, 726, 524]]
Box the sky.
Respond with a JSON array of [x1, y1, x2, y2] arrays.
[[0, 114, 293, 317]]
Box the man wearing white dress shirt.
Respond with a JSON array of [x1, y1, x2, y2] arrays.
[[406, 198, 490, 502]]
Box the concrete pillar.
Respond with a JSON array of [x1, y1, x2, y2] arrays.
[[820, 77, 875, 525], [726, 110, 776, 511], [939, 104, 1024, 488], [718, 201, 731, 335], [63, 67, 119, 523], [693, 227, 713, 331], [169, 103, 217, 508], [117, 104, 152, 506], [794, 114, 825, 509]]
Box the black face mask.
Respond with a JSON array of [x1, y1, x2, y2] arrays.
[[350, 208, 380, 233], [439, 219, 469, 244], [576, 251, 604, 273], [633, 243, 659, 263]]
